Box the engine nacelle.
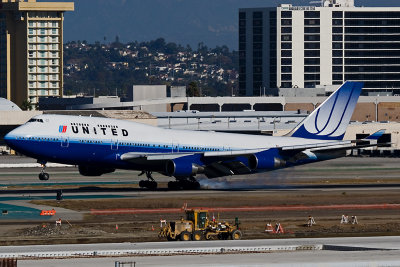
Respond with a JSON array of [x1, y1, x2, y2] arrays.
[[78, 165, 115, 176], [165, 158, 203, 177], [249, 152, 286, 170]]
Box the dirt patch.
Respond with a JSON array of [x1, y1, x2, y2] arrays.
[[20, 224, 107, 237], [30, 190, 400, 210], [0, 189, 395, 245]]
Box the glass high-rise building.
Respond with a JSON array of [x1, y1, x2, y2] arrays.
[[239, 0, 400, 96], [0, 0, 73, 108]]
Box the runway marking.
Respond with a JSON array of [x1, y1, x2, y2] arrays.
[[90, 203, 400, 215]]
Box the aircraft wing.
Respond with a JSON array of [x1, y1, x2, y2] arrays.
[[120, 140, 350, 162], [120, 129, 386, 179], [119, 140, 357, 179]]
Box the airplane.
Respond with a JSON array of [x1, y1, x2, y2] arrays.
[[4, 81, 384, 190]]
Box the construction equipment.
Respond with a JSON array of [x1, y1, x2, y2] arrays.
[[158, 209, 242, 241]]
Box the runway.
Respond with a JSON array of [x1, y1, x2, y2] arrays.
[[19, 250, 400, 267], [1, 156, 400, 190]]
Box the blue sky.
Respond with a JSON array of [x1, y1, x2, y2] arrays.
[[48, 0, 400, 49]]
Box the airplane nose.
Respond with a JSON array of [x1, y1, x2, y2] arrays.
[[4, 126, 36, 157], [4, 128, 19, 149]]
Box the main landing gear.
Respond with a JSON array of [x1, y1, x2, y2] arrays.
[[168, 176, 200, 190], [38, 161, 50, 181], [138, 171, 158, 189]]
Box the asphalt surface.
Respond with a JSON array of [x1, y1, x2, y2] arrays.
[[3, 236, 400, 253], [1, 156, 400, 187], [11, 236, 400, 267], [19, 251, 400, 267]]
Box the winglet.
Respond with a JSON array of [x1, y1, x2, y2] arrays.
[[289, 81, 363, 140]]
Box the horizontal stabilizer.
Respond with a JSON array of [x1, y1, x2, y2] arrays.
[[363, 129, 385, 140]]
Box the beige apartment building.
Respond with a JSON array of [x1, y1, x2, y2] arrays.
[[0, 0, 73, 108]]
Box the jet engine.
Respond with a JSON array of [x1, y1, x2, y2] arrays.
[[249, 151, 286, 170], [165, 158, 204, 177], [78, 165, 115, 176]]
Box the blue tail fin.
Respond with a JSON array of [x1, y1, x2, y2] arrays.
[[290, 81, 363, 140]]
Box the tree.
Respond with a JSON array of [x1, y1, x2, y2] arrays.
[[149, 38, 166, 52], [197, 42, 208, 54], [165, 42, 179, 54], [20, 100, 33, 111], [62, 39, 238, 97], [187, 81, 200, 97]]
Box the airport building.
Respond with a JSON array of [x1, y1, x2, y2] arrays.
[[239, 0, 400, 96], [0, 0, 74, 108]]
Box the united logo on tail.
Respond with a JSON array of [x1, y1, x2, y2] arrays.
[[290, 81, 363, 140]]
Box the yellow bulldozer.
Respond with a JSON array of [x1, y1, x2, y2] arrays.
[[158, 209, 242, 241]]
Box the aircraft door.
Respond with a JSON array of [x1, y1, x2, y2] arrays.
[[172, 140, 179, 153], [61, 137, 69, 148], [223, 144, 231, 152], [111, 140, 119, 150]]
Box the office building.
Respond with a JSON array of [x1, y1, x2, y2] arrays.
[[0, 0, 73, 108], [239, 0, 400, 96]]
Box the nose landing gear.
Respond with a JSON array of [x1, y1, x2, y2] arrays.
[[138, 171, 158, 189], [38, 162, 50, 181]]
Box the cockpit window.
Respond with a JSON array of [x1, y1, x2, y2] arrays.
[[28, 118, 44, 123]]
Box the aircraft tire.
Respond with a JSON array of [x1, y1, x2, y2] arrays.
[[181, 180, 200, 190], [139, 180, 157, 189], [192, 181, 200, 189], [139, 180, 146, 188], [147, 181, 158, 190], [39, 173, 49, 181], [168, 180, 200, 190], [168, 181, 181, 190]]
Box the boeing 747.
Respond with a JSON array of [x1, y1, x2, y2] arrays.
[[4, 81, 383, 189]]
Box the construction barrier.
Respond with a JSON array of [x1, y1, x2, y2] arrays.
[[307, 216, 316, 227], [265, 223, 293, 234], [341, 215, 358, 224], [40, 209, 56, 216]]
